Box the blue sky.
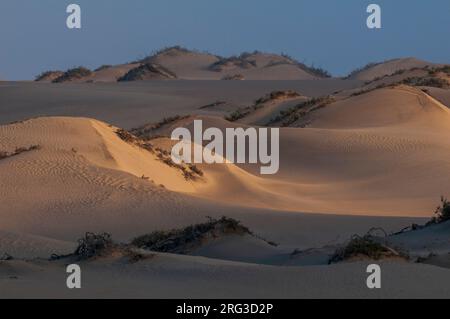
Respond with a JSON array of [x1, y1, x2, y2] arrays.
[[1, 0, 449, 80]]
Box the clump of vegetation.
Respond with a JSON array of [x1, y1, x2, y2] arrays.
[[35, 70, 64, 82], [154, 147, 203, 181], [131, 115, 189, 138], [267, 96, 335, 127], [94, 64, 112, 72], [118, 63, 177, 81], [225, 90, 302, 122], [116, 128, 137, 143], [198, 101, 227, 109], [115, 127, 203, 181], [329, 231, 405, 264], [428, 196, 450, 224], [73, 232, 115, 260], [402, 76, 449, 88], [428, 65, 450, 76], [278, 53, 331, 78], [255, 90, 301, 105], [344, 60, 388, 79], [141, 46, 198, 63], [222, 74, 245, 80], [209, 52, 258, 71], [0, 145, 40, 161], [131, 217, 253, 254], [188, 164, 204, 177], [53, 67, 92, 83], [225, 108, 251, 122], [350, 83, 389, 97]]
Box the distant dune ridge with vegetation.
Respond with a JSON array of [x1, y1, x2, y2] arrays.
[[32, 47, 447, 85], [35, 46, 334, 82]]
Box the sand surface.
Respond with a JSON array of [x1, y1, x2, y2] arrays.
[[1, 76, 450, 298]]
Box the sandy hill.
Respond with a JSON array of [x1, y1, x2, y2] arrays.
[[89, 63, 142, 82], [36, 64, 141, 83], [299, 85, 450, 129], [34, 47, 331, 82], [347, 58, 438, 81], [136, 85, 450, 217], [207, 51, 329, 80], [141, 46, 220, 80], [118, 63, 177, 81], [35, 71, 64, 82]]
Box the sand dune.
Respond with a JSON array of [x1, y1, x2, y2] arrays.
[[89, 63, 141, 82], [304, 85, 450, 129], [33, 47, 331, 82], [347, 58, 437, 81], [138, 85, 450, 216], [0, 115, 427, 245], [1, 85, 449, 231]]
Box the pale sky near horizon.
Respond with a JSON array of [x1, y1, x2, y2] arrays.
[[0, 0, 449, 80]]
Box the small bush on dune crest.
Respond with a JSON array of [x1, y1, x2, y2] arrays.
[[118, 63, 177, 81], [225, 108, 250, 122], [329, 229, 406, 264], [131, 217, 253, 253], [35, 70, 63, 81], [429, 196, 450, 225], [52, 67, 92, 83], [402, 76, 449, 88], [73, 232, 115, 260], [115, 127, 203, 180], [94, 65, 112, 72]]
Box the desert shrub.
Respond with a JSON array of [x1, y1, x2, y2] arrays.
[[279, 53, 331, 78], [392, 69, 406, 76], [350, 84, 388, 97], [222, 74, 245, 80], [225, 108, 250, 122], [329, 233, 404, 264], [115, 127, 203, 180], [152, 116, 184, 129], [35, 70, 64, 81], [255, 90, 301, 105], [94, 64, 112, 72], [209, 55, 257, 71], [188, 164, 204, 177], [199, 101, 227, 109], [402, 77, 448, 88], [131, 217, 252, 253], [268, 96, 335, 126], [141, 46, 195, 63], [428, 65, 450, 76], [118, 63, 177, 81], [53, 67, 92, 83], [304, 65, 331, 78], [130, 115, 190, 138], [116, 128, 136, 143], [429, 196, 450, 224], [74, 232, 115, 260], [344, 61, 386, 79]]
